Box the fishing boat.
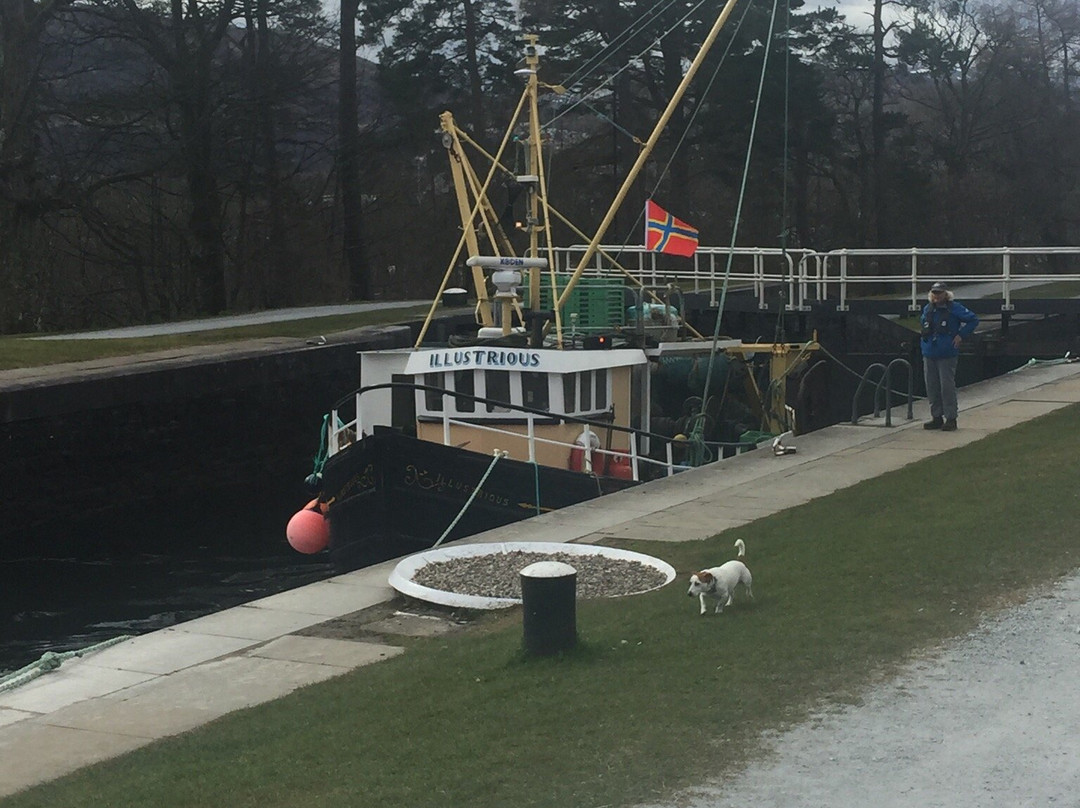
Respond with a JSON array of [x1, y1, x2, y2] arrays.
[[290, 20, 820, 569]]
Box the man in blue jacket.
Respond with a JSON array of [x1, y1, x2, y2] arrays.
[[920, 281, 979, 431]]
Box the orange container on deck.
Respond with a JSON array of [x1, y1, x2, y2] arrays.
[[605, 451, 634, 480]]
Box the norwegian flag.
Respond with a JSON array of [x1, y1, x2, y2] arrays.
[[645, 199, 699, 257]]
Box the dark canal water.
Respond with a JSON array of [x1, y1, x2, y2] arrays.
[[0, 480, 334, 675], [0, 350, 358, 676]]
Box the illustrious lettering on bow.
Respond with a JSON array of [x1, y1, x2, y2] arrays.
[[403, 464, 510, 507], [335, 464, 376, 501], [427, 349, 541, 370]]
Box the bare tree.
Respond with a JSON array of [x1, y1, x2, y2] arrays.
[[338, 0, 369, 300], [114, 0, 239, 314], [0, 0, 72, 330]]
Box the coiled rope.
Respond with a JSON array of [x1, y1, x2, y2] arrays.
[[0, 635, 134, 694], [432, 450, 509, 548]]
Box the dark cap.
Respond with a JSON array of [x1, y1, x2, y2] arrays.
[[930, 282, 949, 292]]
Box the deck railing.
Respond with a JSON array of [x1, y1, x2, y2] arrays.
[[328, 382, 767, 480], [550, 245, 1080, 311]]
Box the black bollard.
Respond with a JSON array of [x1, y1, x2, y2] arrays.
[[520, 561, 577, 656]]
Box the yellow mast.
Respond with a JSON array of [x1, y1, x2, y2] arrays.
[[556, 0, 743, 312], [414, 90, 530, 348], [441, 113, 493, 328]]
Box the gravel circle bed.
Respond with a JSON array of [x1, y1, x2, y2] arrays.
[[411, 550, 670, 600]]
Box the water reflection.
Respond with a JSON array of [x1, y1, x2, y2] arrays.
[[0, 475, 335, 675], [1, 552, 333, 674]]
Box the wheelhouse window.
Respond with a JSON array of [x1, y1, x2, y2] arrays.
[[486, 371, 511, 413], [562, 370, 608, 414], [454, 370, 475, 412], [522, 372, 549, 410], [594, 369, 608, 410], [579, 370, 593, 411], [424, 372, 444, 411], [562, 373, 577, 413]]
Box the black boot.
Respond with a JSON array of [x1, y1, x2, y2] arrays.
[[942, 418, 957, 431], [924, 417, 944, 430]]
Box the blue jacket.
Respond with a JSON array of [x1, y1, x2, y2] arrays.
[[920, 300, 979, 359]]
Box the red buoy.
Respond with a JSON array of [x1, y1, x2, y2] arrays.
[[286, 501, 329, 554]]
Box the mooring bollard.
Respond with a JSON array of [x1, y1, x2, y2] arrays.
[[520, 561, 577, 656]]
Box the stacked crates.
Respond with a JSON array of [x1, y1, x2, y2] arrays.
[[527, 273, 625, 332]]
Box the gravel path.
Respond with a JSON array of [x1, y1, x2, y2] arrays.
[[643, 571, 1080, 808]]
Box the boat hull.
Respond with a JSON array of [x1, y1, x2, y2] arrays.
[[320, 428, 638, 570]]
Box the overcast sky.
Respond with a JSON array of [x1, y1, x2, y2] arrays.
[[816, 0, 899, 29]]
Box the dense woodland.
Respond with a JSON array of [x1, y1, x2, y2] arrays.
[[0, 0, 1076, 333]]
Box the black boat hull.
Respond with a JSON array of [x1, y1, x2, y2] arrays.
[[320, 427, 637, 570]]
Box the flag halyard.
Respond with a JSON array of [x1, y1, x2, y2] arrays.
[[645, 199, 699, 257]]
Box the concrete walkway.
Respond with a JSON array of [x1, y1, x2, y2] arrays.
[[1, 359, 1079, 798], [25, 301, 429, 340]]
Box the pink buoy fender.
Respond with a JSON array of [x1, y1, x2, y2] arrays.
[[286, 499, 329, 554]]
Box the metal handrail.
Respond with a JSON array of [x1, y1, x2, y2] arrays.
[[852, 363, 887, 425], [851, 358, 914, 427], [547, 245, 1080, 312]]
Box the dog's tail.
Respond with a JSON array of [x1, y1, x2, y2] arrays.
[[733, 538, 746, 559]]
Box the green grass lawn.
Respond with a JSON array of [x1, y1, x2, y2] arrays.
[[5, 404, 1079, 808], [0, 306, 433, 370]]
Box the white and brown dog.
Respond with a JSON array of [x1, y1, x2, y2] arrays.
[[687, 539, 753, 616]]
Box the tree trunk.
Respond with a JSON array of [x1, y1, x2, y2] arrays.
[[338, 0, 369, 301], [256, 0, 288, 307], [871, 0, 889, 246], [0, 0, 69, 331], [461, 0, 484, 132], [178, 60, 227, 315]]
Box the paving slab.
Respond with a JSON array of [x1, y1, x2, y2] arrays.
[[0, 722, 150, 797], [171, 604, 329, 641], [597, 522, 708, 542], [330, 560, 399, 588], [244, 578, 392, 616], [248, 635, 403, 667], [961, 400, 1068, 429], [0, 662, 157, 714], [82, 629, 258, 676], [0, 707, 37, 728], [783, 451, 917, 488], [971, 398, 1069, 418], [654, 499, 779, 518], [626, 512, 725, 535], [1011, 375, 1080, 401], [536, 504, 646, 533], [41, 655, 365, 741], [721, 479, 817, 505]]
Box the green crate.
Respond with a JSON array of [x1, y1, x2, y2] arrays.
[[527, 273, 625, 331]]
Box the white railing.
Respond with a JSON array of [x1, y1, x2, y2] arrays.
[[550, 245, 1080, 311], [327, 389, 766, 475], [424, 413, 761, 480]]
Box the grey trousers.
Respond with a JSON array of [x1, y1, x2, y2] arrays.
[[923, 355, 959, 420]]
